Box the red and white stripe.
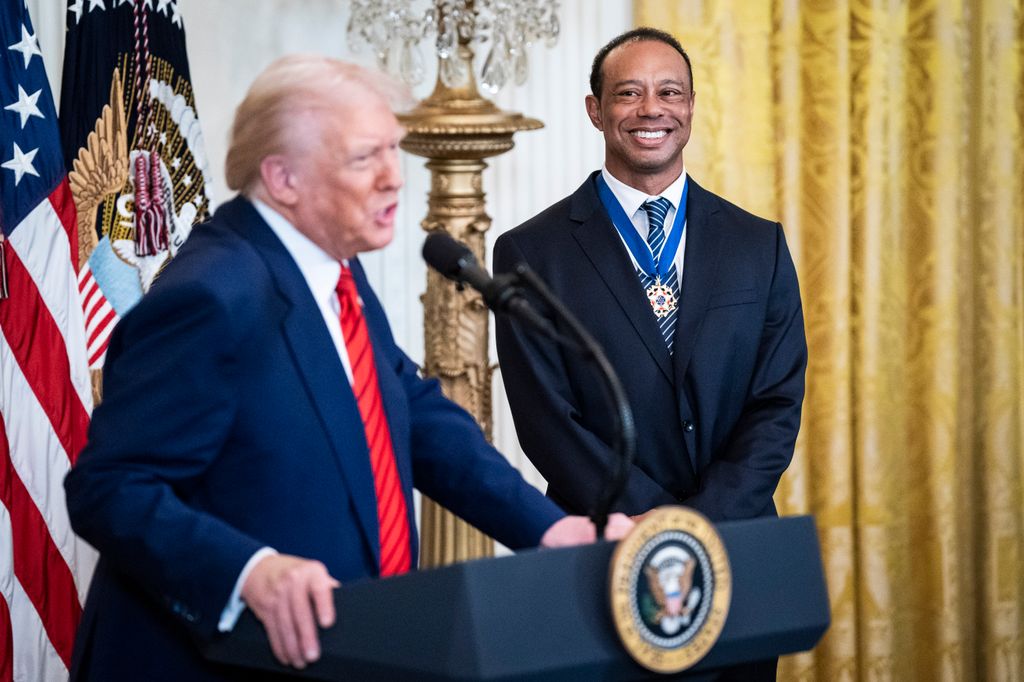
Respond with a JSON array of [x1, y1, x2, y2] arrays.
[[77, 266, 119, 369], [0, 179, 97, 680]]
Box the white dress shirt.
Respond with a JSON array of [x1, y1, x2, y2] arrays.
[[252, 198, 354, 382]]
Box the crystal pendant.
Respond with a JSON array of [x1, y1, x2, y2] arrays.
[[513, 46, 528, 86], [368, 19, 389, 50], [440, 53, 469, 88], [480, 33, 509, 94], [436, 13, 456, 59], [399, 40, 425, 85], [456, 3, 475, 41], [378, 43, 393, 73], [545, 14, 560, 48]]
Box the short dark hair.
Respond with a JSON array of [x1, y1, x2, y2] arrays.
[[589, 27, 693, 99]]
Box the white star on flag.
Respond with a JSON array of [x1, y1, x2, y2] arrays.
[[68, 0, 84, 23], [2, 141, 40, 185], [171, 156, 181, 169], [170, 1, 182, 27], [4, 84, 43, 128], [159, 131, 168, 145], [156, 0, 171, 15], [87, 0, 106, 11], [7, 24, 41, 68], [182, 173, 192, 187]]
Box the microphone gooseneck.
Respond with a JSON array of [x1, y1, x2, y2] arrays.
[[511, 264, 636, 540], [422, 232, 636, 540]]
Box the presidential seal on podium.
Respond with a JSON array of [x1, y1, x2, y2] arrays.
[[609, 506, 732, 674]]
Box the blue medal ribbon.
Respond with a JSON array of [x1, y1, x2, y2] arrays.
[[596, 173, 688, 281]]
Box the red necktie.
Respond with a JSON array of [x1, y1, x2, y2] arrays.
[[336, 266, 411, 576]]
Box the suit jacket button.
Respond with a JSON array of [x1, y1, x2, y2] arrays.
[[682, 420, 695, 432]]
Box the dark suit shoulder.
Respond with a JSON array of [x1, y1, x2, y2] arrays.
[[127, 203, 284, 352], [153, 201, 277, 307], [687, 180, 789, 283], [499, 193, 575, 242], [690, 179, 779, 232], [495, 175, 598, 266]]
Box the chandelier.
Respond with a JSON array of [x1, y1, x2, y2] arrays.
[[346, 0, 560, 94]]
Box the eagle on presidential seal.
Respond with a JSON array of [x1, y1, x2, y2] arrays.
[[642, 545, 702, 636]]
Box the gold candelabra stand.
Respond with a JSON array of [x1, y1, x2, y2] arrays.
[[399, 40, 541, 568]]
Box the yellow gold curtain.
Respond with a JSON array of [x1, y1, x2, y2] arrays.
[[636, 1, 1024, 679]]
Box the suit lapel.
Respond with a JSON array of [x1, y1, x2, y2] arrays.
[[672, 178, 724, 384], [570, 174, 674, 383], [219, 198, 381, 565]]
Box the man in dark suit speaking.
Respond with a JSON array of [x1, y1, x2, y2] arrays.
[[496, 28, 806, 527], [64, 54, 630, 682]]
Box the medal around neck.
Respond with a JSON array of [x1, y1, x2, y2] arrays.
[[608, 506, 732, 674], [646, 278, 677, 319], [596, 175, 688, 319]]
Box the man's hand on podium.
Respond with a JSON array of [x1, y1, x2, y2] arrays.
[[603, 513, 635, 540], [239, 516, 634, 669], [539, 513, 635, 547], [241, 554, 341, 670]]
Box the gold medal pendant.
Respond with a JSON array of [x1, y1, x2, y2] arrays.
[[646, 277, 677, 319]]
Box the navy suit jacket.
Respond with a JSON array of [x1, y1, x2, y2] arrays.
[[65, 196, 563, 681], [494, 173, 806, 522]]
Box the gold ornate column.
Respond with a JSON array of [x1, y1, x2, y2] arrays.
[[399, 40, 541, 568]]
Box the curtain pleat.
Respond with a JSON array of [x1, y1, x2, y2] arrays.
[[637, 1, 1024, 679]]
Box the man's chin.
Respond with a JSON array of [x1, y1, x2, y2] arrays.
[[621, 159, 683, 181], [627, 149, 683, 169], [365, 228, 395, 253]]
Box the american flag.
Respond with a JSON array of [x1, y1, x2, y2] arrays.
[[1, 1, 96, 680]]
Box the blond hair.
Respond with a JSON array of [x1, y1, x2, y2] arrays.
[[224, 54, 412, 194]]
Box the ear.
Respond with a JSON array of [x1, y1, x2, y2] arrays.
[[258, 154, 300, 207], [585, 94, 604, 131]]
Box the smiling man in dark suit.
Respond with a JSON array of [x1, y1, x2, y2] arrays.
[[495, 25, 806, 572], [494, 28, 806, 681], [63, 54, 631, 682]]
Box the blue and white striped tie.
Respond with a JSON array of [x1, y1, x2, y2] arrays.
[[640, 197, 680, 352]]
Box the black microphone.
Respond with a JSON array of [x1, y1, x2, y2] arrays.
[[422, 232, 511, 310], [422, 232, 570, 348]]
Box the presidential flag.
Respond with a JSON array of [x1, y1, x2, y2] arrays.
[[60, 0, 212, 372], [1, 1, 96, 680]]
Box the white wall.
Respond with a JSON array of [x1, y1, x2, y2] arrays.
[[30, 0, 632, 492]]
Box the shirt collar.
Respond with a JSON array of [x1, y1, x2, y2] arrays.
[[251, 198, 343, 303], [600, 166, 688, 219]]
